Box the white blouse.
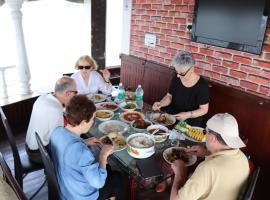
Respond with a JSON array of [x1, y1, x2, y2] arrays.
[[71, 71, 112, 95]]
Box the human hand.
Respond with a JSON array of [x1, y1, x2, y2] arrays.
[[171, 160, 187, 178], [152, 101, 162, 111], [84, 137, 102, 147], [100, 144, 113, 158], [100, 69, 111, 82], [185, 145, 210, 157], [173, 112, 190, 121]]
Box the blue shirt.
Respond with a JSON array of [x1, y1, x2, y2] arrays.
[[50, 127, 107, 200]]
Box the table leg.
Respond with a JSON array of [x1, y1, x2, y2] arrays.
[[128, 177, 138, 200]]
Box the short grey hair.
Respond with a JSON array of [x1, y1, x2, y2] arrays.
[[54, 76, 75, 94], [172, 51, 195, 70]]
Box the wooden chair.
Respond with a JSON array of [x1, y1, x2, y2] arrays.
[[35, 132, 59, 200], [0, 151, 28, 200], [0, 106, 44, 199]]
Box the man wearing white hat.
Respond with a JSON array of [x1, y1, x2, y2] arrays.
[[170, 113, 249, 200]]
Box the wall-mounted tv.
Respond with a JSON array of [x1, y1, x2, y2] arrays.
[[191, 0, 268, 55]]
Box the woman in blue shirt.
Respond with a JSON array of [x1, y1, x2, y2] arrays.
[[50, 95, 118, 200]]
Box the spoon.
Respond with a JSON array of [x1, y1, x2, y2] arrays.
[[151, 129, 160, 135]]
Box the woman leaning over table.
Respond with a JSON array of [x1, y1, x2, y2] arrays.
[[50, 95, 124, 200], [71, 55, 112, 95], [152, 51, 209, 127]]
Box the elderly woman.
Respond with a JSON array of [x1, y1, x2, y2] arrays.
[[153, 51, 209, 126], [50, 95, 124, 200], [71, 55, 112, 95]]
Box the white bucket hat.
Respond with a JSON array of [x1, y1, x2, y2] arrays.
[[206, 113, 246, 149]]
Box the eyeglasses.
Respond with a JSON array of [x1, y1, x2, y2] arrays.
[[78, 65, 91, 70], [176, 67, 192, 77], [67, 90, 78, 95]]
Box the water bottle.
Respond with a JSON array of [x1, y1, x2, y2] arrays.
[[116, 83, 125, 103], [135, 84, 144, 109]]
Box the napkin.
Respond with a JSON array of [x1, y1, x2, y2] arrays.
[[168, 129, 185, 141]]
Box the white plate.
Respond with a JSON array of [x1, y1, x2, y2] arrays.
[[119, 111, 145, 124], [100, 132, 127, 152], [95, 110, 114, 121], [87, 93, 107, 103], [98, 120, 129, 135], [118, 101, 137, 112], [95, 102, 119, 112], [163, 147, 197, 166], [146, 112, 176, 127], [180, 126, 205, 143]]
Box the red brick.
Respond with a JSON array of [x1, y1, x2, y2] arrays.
[[230, 70, 247, 79], [148, 49, 159, 55], [212, 65, 228, 74], [175, 5, 189, 11], [200, 48, 214, 56], [259, 86, 270, 95], [233, 56, 252, 65], [214, 51, 232, 60], [171, 43, 184, 49], [204, 70, 220, 79], [131, 25, 140, 30], [206, 56, 221, 65], [145, 54, 154, 60], [151, 16, 162, 21], [196, 61, 211, 70], [150, 27, 161, 33], [253, 59, 270, 68], [141, 4, 151, 9], [263, 44, 270, 52], [141, 26, 149, 31], [264, 53, 270, 60], [174, 18, 186, 24], [167, 23, 179, 29], [136, 30, 145, 36], [240, 65, 261, 75], [136, 0, 147, 3], [160, 52, 171, 58], [132, 4, 141, 9], [169, 11, 178, 17], [156, 22, 167, 29], [164, 5, 175, 10], [152, 4, 163, 10], [154, 56, 164, 63], [141, 15, 150, 20], [162, 17, 173, 23], [194, 67, 203, 75], [160, 40, 170, 46], [161, 29, 173, 35], [262, 70, 270, 78], [247, 75, 270, 85], [140, 47, 148, 53], [240, 80, 258, 91], [166, 35, 178, 43], [135, 9, 146, 15], [157, 10, 168, 16], [175, 31, 186, 37], [146, 10, 156, 15], [222, 60, 239, 69], [185, 45, 198, 53], [221, 75, 239, 86], [184, 0, 195, 4], [156, 33, 165, 40], [167, 48, 177, 54], [179, 25, 186, 31], [179, 38, 190, 45], [193, 53, 205, 60]]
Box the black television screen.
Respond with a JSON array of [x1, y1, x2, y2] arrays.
[[191, 0, 268, 54]]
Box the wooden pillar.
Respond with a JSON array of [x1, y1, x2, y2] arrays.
[[91, 0, 106, 69]]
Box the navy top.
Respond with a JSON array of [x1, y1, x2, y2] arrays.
[[167, 75, 209, 126], [50, 127, 107, 200]]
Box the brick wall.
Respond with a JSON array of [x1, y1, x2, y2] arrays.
[[130, 0, 270, 99]]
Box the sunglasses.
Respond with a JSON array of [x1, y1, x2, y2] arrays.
[[176, 67, 192, 77], [78, 65, 91, 70]]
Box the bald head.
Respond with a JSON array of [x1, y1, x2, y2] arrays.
[[54, 76, 76, 94]]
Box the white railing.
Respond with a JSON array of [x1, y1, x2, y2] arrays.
[[0, 65, 16, 98]]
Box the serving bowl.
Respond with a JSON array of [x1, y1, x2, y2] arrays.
[[147, 124, 169, 143], [126, 133, 155, 159], [95, 110, 114, 121], [118, 101, 137, 112], [130, 119, 151, 132]]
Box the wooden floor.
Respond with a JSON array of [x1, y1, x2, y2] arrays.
[[0, 133, 170, 200], [0, 133, 48, 200]]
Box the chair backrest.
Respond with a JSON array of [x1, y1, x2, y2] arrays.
[[35, 132, 59, 200], [0, 107, 23, 179], [0, 152, 28, 200], [238, 166, 261, 200]]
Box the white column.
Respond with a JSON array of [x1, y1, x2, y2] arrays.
[[121, 0, 132, 54], [0, 66, 15, 98], [6, 0, 31, 95]]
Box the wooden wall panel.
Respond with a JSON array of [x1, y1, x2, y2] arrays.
[[120, 54, 145, 90], [143, 61, 174, 105]]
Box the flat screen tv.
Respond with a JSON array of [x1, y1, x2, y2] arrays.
[[191, 0, 268, 55]]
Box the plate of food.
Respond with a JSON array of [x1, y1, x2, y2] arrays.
[[95, 110, 114, 121], [87, 93, 107, 103], [95, 102, 119, 112], [125, 91, 135, 101], [131, 119, 151, 132], [118, 101, 137, 112], [98, 120, 129, 135], [119, 111, 145, 124], [174, 121, 206, 143], [147, 112, 176, 127], [146, 124, 169, 143], [163, 147, 197, 166], [100, 132, 127, 152]]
